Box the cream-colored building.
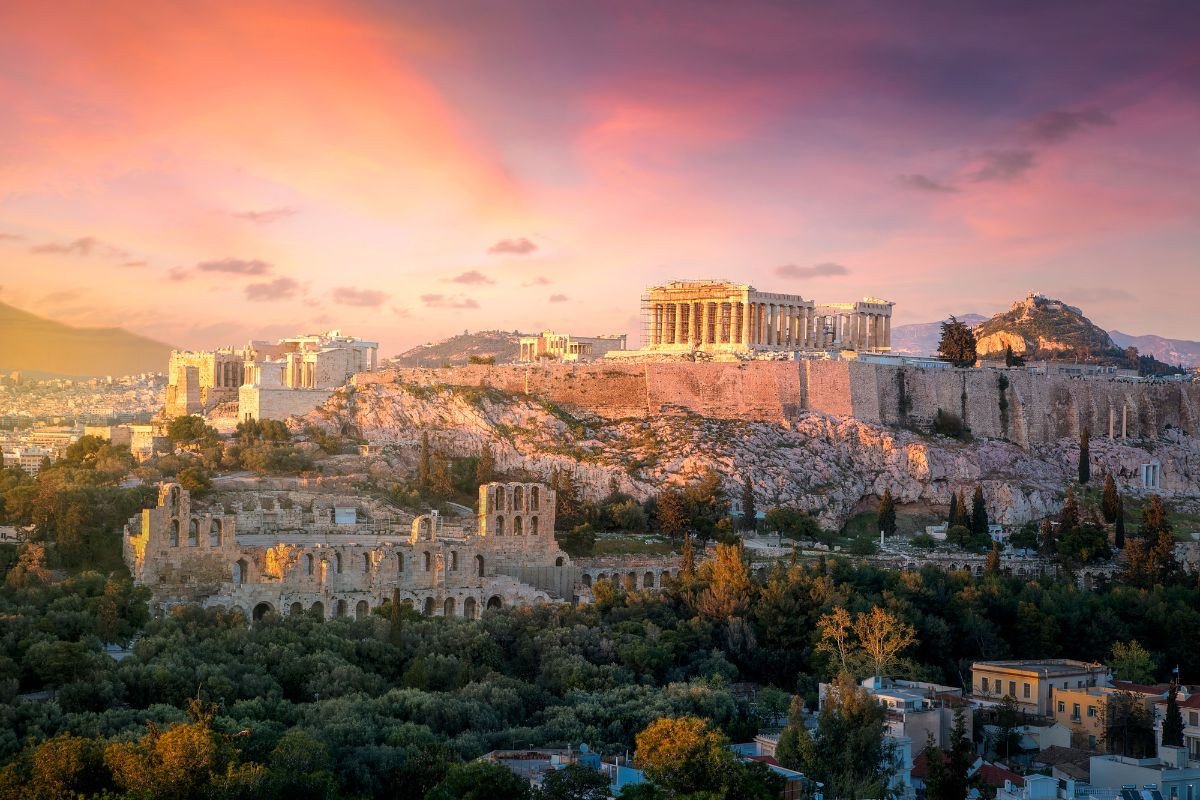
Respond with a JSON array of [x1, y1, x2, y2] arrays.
[[971, 659, 1109, 717], [0, 445, 55, 476], [641, 279, 893, 355], [517, 331, 628, 362]]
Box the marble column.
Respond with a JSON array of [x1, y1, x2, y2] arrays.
[[673, 303, 684, 345], [883, 315, 891, 349], [741, 300, 751, 345]]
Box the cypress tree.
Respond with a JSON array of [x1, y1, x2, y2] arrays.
[[1114, 496, 1126, 549], [1140, 494, 1170, 539], [741, 475, 756, 531], [1102, 474, 1120, 524], [1164, 681, 1185, 747], [418, 431, 432, 491], [1040, 518, 1056, 554], [953, 490, 969, 528], [986, 543, 1001, 574], [878, 489, 897, 537], [1079, 428, 1091, 485], [970, 486, 989, 535], [947, 493, 959, 528], [475, 447, 495, 485], [680, 533, 696, 581]]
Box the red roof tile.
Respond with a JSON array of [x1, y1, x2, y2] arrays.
[[978, 764, 1025, 788]]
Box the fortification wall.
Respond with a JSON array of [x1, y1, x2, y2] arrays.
[[356, 362, 1200, 445]]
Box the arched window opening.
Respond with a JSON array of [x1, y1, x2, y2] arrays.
[[582, 573, 592, 587], [530, 486, 539, 511], [450, 551, 458, 571], [495, 515, 505, 536], [514, 486, 524, 510], [305, 553, 314, 576], [209, 520, 220, 547], [187, 520, 198, 547], [252, 602, 273, 621], [289, 602, 303, 616], [334, 552, 343, 574], [336, 599, 347, 618], [496, 487, 506, 510], [233, 559, 248, 584], [397, 552, 405, 572], [170, 520, 180, 547], [423, 597, 434, 616], [644, 571, 655, 588], [423, 551, 431, 571], [555, 556, 564, 567], [311, 601, 325, 619], [363, 553, 371, 574], [463, 597, 478, 620], [486, 595, 502, 610], [355, 600, 369, 619], [514, 516, 523, 536], [444, 597, 456, 617], [475, 554, 485, 577], [530, 516, 539, 535]]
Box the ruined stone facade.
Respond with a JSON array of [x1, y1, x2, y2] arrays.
[[641, 279, 893, 355], [517, 331, 629, 362], [165, 330, 378, 419], [124, 481, 579, 620]]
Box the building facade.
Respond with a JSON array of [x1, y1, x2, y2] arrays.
[[124, 481, 579, 620], [641, 279, 893, 355], [972, 660, 1110, 717], [517, 331, 628, 362]]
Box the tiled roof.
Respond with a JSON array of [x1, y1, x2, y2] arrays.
[[977, 763, 1025, 788]]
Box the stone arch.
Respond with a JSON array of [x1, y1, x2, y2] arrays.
[[289, 601, 303, 616], [310, 601, 325, 619], [170, 519, 180, 547], [305, 553, 314, 576], [496, 515, 505, 536], [188, 519, 198, 547], [582, 573, 592, 587], [496, 486, 506, 510], [531, 486, 540, 510], [514, 516, 523, 535], [355, 600, 369, 619], [170, 484, 181, 512], [597, 572, 608, 583], [423, 597, 435, 616], [209, 520, 220, 547], [397, 552, 405, 572], [555, 556, 564, 567], [444, 597, 456, 617], [514, 485, 524, 510], [463, 597, 477, 620], [252, 601, 274, 621], [644, 571, 655, 588], [233, 558, 248, 584], [486, 595, 502, 610], [228, 605, 247, 621], [530, 516, 539, 535], [625, 571, 637, 590], [476, 554, 485, 577], [450, 551, 458, 571], [334, 552, 343, 574], [336, 599, 347, 618], [423, 551, 431, 571]]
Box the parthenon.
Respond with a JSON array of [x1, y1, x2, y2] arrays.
[[642, 280, 893, 354]]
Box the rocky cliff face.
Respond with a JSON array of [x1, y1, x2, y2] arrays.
[[974, 293, 1115, 357], [304, 381, 1200, 530]]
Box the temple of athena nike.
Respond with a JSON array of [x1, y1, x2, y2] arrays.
[[641, 279, 894, 355]]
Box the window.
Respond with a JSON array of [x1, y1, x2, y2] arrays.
[[981, 677, 990, 693], [1058, 701, 1066, 714], [1072, 703, 1081, 721], [305, 554, 314, 575], [1088, 706, 1097, 718], [1190, 712, 1199, 727], [1023, 683, 1031, 699], [1009, 681, 1016, 697], [1078, 680, 1085, 688]]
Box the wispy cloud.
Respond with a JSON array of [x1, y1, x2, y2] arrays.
[[245, 276, 301, 301], [29, 236, 129, 259], [421, 293, 479, 309], [487, 237, 537, 255], [1023, 109, 1114, 145], [971, 149, 1036, 182], [0, 233, 25, 242], [774, 262, 850, 279], [447, 270, 494, 285], [333, 286, 388, 306], [121, 260, 147, 268], [196, 258, 272, 275], [897, 174, 958, 193], [548, 293, 569, 303], [231, 207, 297, 224], [523, 276, 552, 287]]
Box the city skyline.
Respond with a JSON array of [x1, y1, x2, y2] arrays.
[[1, 0, 1198, 353]]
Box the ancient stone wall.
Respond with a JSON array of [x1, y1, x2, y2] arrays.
[[356, 362, 1200, 446], [239, 385, 335, 422]]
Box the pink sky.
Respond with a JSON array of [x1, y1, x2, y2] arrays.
[[1, 0, 1198, 353]]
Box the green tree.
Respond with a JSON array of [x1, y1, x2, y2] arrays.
[[425, 760, 532, 800], [1079, 428, 1091, 485], [878, 489, 897, 537], [952, 490, 969, 528], [475, 447, 496, 485], [1010, 524, 1038, 553], [947, 493, 959, 528], [1102, 474, 1120, 524], [166, 417, 218, 446], [764, 507, 822, 544], [634, 716, 756, 798], [538, 762, 610, 800], [937, 316, 977, 367], [1107, 640, 1156, 684], [740, 475, 756, 531], [1115, 496, 1126, 548], [1060, 486, 1080, 533], [176, 466, 212, 497], [970, 486, 989, 536]]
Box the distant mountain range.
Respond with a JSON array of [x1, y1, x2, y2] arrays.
[[387, 330, 524, 367], [892, 302, 1199, 368], [0, 301, 174, 377]]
